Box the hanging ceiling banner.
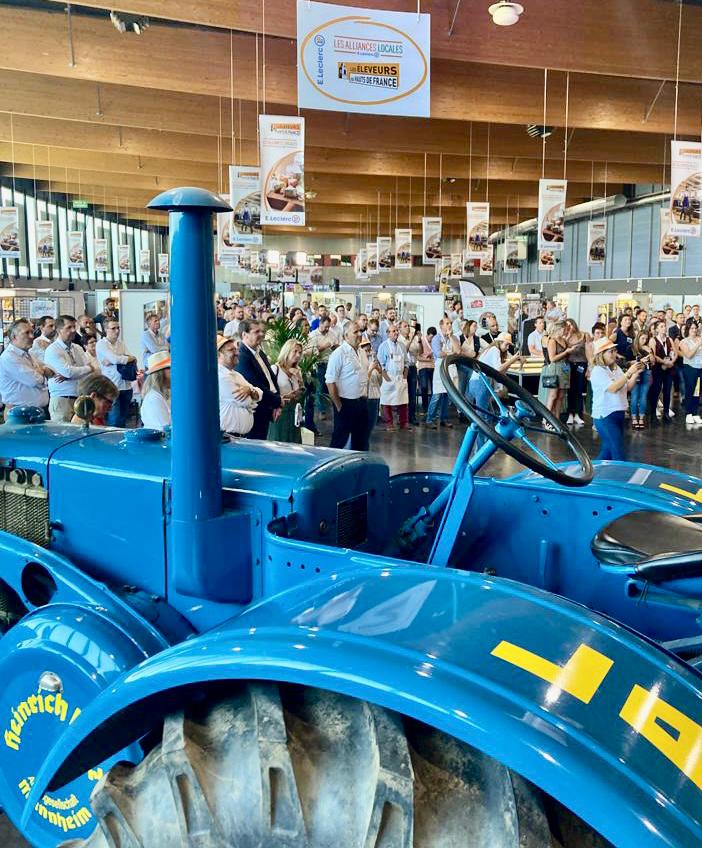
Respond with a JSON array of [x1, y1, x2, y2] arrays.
[[0, 207, 20, 259], [355, 247, 368, 279], [259, 115, 305, 227], [217, 194, 237, 266], [450, 253, 462, 278], [366, 241, 378, 275], [660, 208, 681, 262], [479, 245, 494, 275], [587, 221, 606, 266], [228, 165, 263, 244], [94, 238, 109, 272], [67, 231, 85, 270], [465, 202, 490, 259], [394, 228, 412, 269], [297, 0, 430, 118], [139, 249, 151, 275], [118, 243, 131, 276], [670, 140, 702, 237], [377, 235, 393, 271], [539, 250, 555, 272], [35, 220, 54, 265], [537, 179, 567, 251], [422, 216, 442, 265], [158, 253, 169, 278], [504, 238, 520, 273]]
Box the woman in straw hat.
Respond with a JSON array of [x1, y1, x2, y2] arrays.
[[140, 350, 171, 432]]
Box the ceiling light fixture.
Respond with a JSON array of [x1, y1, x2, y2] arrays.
[[444, 176, 457, 184], [488, 1, 524, 26], [526, 124, 554, 139], [110, 11, 150, 34]]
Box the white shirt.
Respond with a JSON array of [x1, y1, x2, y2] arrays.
[[218, 363, 261, 435], [141, 328, 168, 368], [527, 329, 544, 355], [96, 337, 133, 391], [223, 319, 241, 338], [44, 340, 93, 397], [470, 344, 501, 381], [326, 341, 367, 399], [590, 365, 628, 419], [140, 389, 171, 431], [377, 338, 407, 376], [30, 336, 53, 362], [308, 328, 336, 362], [0, 344, 49, 407]]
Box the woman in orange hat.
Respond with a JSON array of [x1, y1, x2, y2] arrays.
[[140, 350, 171, 431]]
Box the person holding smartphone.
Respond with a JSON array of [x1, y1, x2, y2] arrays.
[[630, 331, 653, 429], [649, 319, 677, 424]]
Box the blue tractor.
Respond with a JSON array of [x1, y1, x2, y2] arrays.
[[1, 189, 702, 847]]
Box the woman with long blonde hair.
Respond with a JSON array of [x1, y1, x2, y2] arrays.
[[268, 339, 304, 443]]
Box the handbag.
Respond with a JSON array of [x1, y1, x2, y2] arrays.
[[116, 360, 138, 382], [541, 373, 559, 389]]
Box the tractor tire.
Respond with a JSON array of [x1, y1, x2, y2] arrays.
[[62, 683, 608, 848]]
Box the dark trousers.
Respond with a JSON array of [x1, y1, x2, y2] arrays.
[[247, 407, 273, 440], [315, 362, 329, 410], [107, 388, 133, 427], [594, 411, 625, 460], [382, 403, 409, 427], [417, 368, 433, 411], [304, 381, 317, 431], [650, 367, 674, 417], [367, 398, 380, 434], [407, 365, 418, 423], [683, 364, 702, 415], [330, 397, 369, 451], [567, 362, 587, 415]]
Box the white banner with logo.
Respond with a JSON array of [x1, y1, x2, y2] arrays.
[[377, 236, 392, 271], [450, 253, 462, 278], [158, 253, 169, 278], [504, 238, 519, 273], [118, 243, 131, 275], [139, 249, 151, 275], [29, 298, 57, 320], [35, 220, 54, 265], [394, 228, 412, 268], [537, 179, 567, 251], [355, 247, 368, 279], [587, 220, 606, 266], [366, 241, 378, 275], [660, 208, 681, 262], [94, 238, 109, 272], [479, 244, 494, 275], [539, 250, 555, 272], [228, 165, 263, 244], [297, 0, 430, 118], [422, 216, 442, 265], [259, 115, 305, 226], [217, 194, 237, 266], [0, 207, 20, 259], [465, 202, 490, 259], [463, 295, 508, 331], [670, 140, 702, 237], [67, 231, 85, 270]]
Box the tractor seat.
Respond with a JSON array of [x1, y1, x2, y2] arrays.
[[591, 510, 702, 583]]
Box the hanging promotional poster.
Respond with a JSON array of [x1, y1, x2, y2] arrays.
[[139, 249, 151, 275], [394, 228, 412, 268], [118, 243, 131, 275], [436, 255, 451, 284], [377, 235, 393, 271], [450, 253, 462, 278], [539, 250, 555, 272], [94, 238, 109, 272], [422, 216, 442, 264], [669, 140, 702, 237], [250, 250, 263, 276], [465, 202, 490, 259], [462, 251, 474, 276], [0, 207, 20, 259], [228, 165, 263, 244], [158, 253, 169, 278], [355, 247, 368, 279], [504, 238, 520, 273], [587, 220, 606, 266], [35, 220, 54, 265], [660, 208, 681, 262], [479, 244, 494, 275], [366, 241, 378, 275], [217, 195, 237, 266], [296, 0, 430, 118], [259, 115, 305, 226], [537, 179, 567, 250], [67, 231, 85, 270]]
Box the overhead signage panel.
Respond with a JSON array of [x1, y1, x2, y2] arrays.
[[670, 140, 702, 237], [537, 179, 567, 251]]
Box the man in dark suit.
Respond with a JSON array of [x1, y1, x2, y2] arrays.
[[236, 319, 281, 439]]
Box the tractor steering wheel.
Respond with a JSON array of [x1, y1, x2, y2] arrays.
[[440, 354, 593, 487]]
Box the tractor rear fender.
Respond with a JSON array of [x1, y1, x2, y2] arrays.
[[26, 564, 702, 848]]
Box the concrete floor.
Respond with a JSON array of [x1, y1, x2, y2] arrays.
[[3, 403, 700, 846]]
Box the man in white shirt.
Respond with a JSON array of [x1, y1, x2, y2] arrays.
[[0, 318, 51, 415], [96, 318, 137, 427], [326, 321, 369, 451], [379, 308, 397, 341], [335, 304, 350, 334], [30, 316, 57, 362], [223, 305, 244, 338], [44, 315, 94, 422], [141, 312, 168, 369], [527, 317, 546, 358], [544, 299, 565, 322], [377, 324, 410, 430], [217, 335, 262, 436]]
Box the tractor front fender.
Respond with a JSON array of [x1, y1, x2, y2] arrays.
[[27, 564, 702, 847]]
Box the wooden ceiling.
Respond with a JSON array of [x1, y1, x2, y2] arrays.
[[0, 0, 699, 236]]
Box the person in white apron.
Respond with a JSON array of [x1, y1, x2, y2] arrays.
[[377, 325, 410, 430], [425, 318, 460, 429]]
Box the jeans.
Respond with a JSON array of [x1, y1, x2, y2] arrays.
[[567, 362, 587, 415], [629, 370, 651, 417], [407, 365, 418, 423], [425, 391, 448, 424], [594, 411, 625, 460], [107, 388, 133, 427], [683, 364, 702, 415], [650, 367, 674, 417], [417, 368, 433, 411]]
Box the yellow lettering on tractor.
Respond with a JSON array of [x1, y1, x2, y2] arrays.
[[491, 641, 614, 704], [620, 684, 702, 791], [659, 483, 702, 504]]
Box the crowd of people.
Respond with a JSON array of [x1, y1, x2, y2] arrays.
[[0, 292, 696, 467]]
